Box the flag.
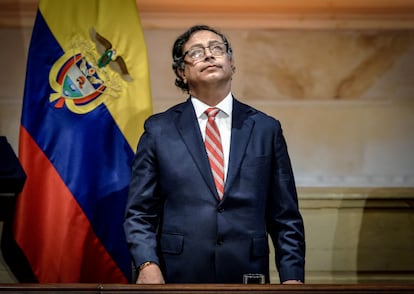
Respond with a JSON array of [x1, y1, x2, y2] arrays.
[[12, 0, 152, 283]]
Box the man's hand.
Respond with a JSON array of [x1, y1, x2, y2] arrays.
[[136, 263, 165, 284], [282, 280, 303, 284]]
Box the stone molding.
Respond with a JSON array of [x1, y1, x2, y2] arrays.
[[1, 0, 414, 29]]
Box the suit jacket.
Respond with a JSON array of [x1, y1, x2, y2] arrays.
[[124, 97, 305, 283]]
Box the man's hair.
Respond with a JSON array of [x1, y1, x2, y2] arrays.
[[172, 25, 233, 93]]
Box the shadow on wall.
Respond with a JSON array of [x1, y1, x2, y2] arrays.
[[331, 195, 414, 283], [356, 199, 414, 283]]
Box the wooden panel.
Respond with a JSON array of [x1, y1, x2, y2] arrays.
[[1, 0, 414, 29], [298, 187, 414, 284], [136, 0, 414, 14], [0, 283, 414, 293]]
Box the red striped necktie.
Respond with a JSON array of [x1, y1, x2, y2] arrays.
[[204, 107, 225, 200]]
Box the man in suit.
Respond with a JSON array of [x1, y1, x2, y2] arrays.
[[124, 25, 305, 284]]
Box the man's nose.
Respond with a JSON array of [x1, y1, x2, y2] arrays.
[[204, 47, 214, 59]]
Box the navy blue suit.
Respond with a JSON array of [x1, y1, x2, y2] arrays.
[[124, 97, 305, 283]]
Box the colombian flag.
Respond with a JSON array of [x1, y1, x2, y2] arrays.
[[12, 0, 152, 283]]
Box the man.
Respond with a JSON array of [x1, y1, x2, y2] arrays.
[[124, 25, 305, 284]]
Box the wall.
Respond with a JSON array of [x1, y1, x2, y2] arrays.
[[0, 0, 413, 284]]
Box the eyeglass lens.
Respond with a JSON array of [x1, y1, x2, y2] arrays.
[[186, 43, 226, 60]]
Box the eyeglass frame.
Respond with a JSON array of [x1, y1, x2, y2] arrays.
[[182, 42, 229, 61]]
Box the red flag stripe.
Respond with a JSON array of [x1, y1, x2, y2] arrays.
[[13, 126, 127, 283]]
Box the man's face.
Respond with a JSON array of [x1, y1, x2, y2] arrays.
[[180, 30, 234, 90]]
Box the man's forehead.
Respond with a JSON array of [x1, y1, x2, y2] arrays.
[[186, 30, 222, 45]]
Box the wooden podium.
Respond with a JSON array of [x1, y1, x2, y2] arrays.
[[0, 283, 413, 293]]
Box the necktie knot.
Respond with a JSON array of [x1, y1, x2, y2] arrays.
[[205, 107, 220, 119]]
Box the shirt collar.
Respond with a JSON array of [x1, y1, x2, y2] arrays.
[[191, 92, 233, 118]]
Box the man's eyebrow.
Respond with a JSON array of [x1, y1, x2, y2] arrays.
[[187, 40, 222, 49], [187, 43, 204, 49]]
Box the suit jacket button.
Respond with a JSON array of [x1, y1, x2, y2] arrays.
[[217, 207, 224, 213], [217, 238, 223, 245]]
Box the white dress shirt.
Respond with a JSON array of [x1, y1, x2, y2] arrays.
[[191, 93, 233, 181]]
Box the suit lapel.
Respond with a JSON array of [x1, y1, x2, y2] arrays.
[[224, 99, 255, 195], [175, 98, 256, 200], [175, 99, 218, 197]]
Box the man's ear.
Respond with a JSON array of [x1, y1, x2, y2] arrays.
[[230, 59, 236, 73], [178, 67, 187, 84]]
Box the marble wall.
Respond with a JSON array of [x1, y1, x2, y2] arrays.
[[1, 28, 414, 187], [0, 26, 413, 283], [146, 28, 414, 188]]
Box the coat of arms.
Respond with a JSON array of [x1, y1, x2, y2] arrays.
[[49, 28, 132, 114]]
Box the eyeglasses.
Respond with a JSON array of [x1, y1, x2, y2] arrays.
[[183, 42, 227, 61]]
